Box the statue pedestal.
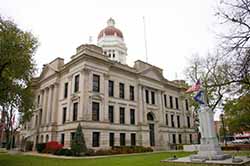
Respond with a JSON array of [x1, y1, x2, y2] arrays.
[[190, 106, 231, 161]]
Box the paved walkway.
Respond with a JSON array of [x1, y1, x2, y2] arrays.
[[22, 150, 178, 159]]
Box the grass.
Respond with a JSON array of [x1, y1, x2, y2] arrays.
[[0, 151, 193, 166]]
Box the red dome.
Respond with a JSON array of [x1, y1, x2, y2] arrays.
[[98, 26, 123, 40]]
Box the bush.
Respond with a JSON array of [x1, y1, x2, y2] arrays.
[[54, 148, 73, 156], [85, 149, 95, 156], [44, 141, 63, 154], [36, 143, 46, 153]]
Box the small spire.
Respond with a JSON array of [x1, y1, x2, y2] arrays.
[[107, 17, 115, 26]]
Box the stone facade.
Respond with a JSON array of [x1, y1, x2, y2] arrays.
[[21, 44, 196, 150]]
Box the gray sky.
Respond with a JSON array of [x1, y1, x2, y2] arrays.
[[0, 0, 218, 81]]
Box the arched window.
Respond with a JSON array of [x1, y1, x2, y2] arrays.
[[41, 135, 44, 143], [46, 134, 49, 143], [147, 112, 154, 121]]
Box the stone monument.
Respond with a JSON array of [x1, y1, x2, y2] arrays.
[[190, 89, 231, 160]]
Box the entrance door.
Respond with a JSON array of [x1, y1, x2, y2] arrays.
[[149, 124, 155, 146]]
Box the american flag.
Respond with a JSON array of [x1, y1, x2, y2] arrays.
[[185, 80, 201, 93]]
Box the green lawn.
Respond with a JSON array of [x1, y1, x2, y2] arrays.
[[0, 151, 192, 166]]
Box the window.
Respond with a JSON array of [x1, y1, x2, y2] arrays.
[[93, 74, 100, 92], [64, 82, 68, 98], [190, 134, 193, 144], [108, 80, 114, 97], [185, 99, 189, 111], [164, 94, 167, 107], [73, 102, 78, 121], [130, 109, 135, 125], [61, 133, 65, 145], [129, 86, 134, 100], [74, 75, 79, 93], [177, 115, 180, 128], [151, 91, 155, 105], [71, 132, 75, 141], [120, 107, 125, 124], [46, 134, 49, 143], [92, 132, 100, 147], [92, 102, 100, 121], [131, 133, 136, 146], [171, 114, 175, 127], [109, 133, 114, 147], [169, 96, 173, 108], [172, 134, 176, 144], [175, 97, 179, 109], [178, 134, 182, 144], [62, 107, 67, 124], [119, 83, 125, 99], [39, 109, 42, 125], [108, 105, 114, 123], [145, 90, 149, 104], [165, 114, 168, 126], [37, 95, 40, 105], [120, 133, 126, 146], [187, 116, 191, 128]]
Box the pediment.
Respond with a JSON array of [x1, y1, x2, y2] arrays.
[[139, 67, 164, 81], [39, 65, 57, 80]]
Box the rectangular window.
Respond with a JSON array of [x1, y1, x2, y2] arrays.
[[74, 75, 79, 93], [151, 91, 155, 105], [71, 132, 75, 142], [120, 107, 125, 124], [61, 133, 65, 145], [169, 96, 173, 108], [37, 95, 40, 105], [109, 133, 114, 147], [177, 115, 180, 128], [108, 80, 114, 97], [145, 90, 149, 104], [92, 102, 100, 121], [130, 109, 135, 125], [120, 133, 126, 146], [185, 99, 189, 111], [35, 115, 38, 127], [172, 134, 176, 144], [64, 82, 68, 98], [62, 107, 67, 124], [190, 134, 193, 144], [187, 116, 191, 128], [108, 105, 114, 123], [119, 83, 125, 99], [39, 109, 42, 125], [165, 114, 168, 126], [171, 114, 175, 127], [175, 97, 179, 110], [164, 94, 167, 107], [178, 134, 182, 144], [93, 74, 100, 92], [92, 132, 100, 147], [73, 102, 78, 121], [129, 86, 134, 101], [131, 133, 136, 146]]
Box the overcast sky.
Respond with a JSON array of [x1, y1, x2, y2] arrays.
[[0, 0, 220, 81]]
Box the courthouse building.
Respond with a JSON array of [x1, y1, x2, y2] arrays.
[[21, 18, 196, 150]]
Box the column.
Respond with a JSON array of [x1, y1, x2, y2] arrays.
[[46, 86, 52, 125], [66, 76, 72, 122], [51, 83, 59, 125], [158, 90, 164, 124], [103, 73, 109, 122], [82, 68, 90, 120], [41, 89, 47, 125]]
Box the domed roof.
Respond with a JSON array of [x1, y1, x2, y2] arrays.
[[98, 18, 124, 40]]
